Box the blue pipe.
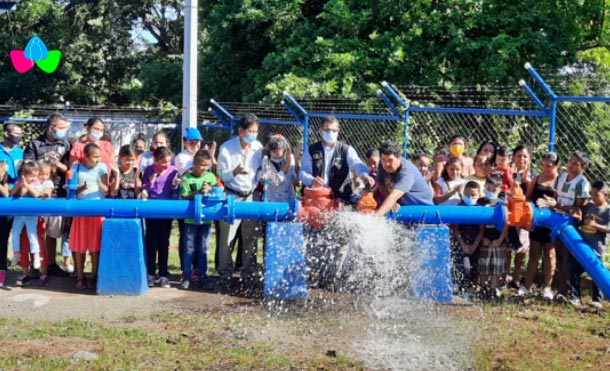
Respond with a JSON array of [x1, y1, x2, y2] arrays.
[[534, 209, 610, 299], [388, 204, 506, 232], [409, 106, 547, 117], [556, 96, 610, 103], [282, 101, 304, 122], [548, 101, 558, 152], [209, 99, 234, 120], [0, 192, 299, 223], [403, 110, 410, 158], [208, 108, 230, 127], [308, 112, 403, 121], [524, 63, 557, 99], [198, 122, 229, 130], [259, 119, 302, 126], [381, 81, 408, 107], [282, 92, 308, 116], [519, 80, 547, 111], [377, 90, 402, 118]]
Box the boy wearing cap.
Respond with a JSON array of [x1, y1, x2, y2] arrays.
[[174, 128, 203, 175], [569, 181, 610, 308]]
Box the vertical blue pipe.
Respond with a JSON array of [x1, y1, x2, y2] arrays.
[[402, 110, 410, 158], [548, 100, 558, 152], [303, 113, 309, 153]]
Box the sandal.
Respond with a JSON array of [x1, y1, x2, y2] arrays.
[[87, 276, 97, 291], [75, 278, 86, 290]]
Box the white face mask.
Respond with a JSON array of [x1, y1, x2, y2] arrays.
[[461, 194, 477, 206], [484, 188, 498, 201], [322, 130, 338, 144]]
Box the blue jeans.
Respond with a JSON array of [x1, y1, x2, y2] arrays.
[[570, 244, 606, 303], [182, 223, 212, 281], [12, 216, 39, 254]]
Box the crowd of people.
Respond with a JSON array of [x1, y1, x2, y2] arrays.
[[0, 113, 607, 307]]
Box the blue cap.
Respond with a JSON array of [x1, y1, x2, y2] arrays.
[[184, 128, 203, 141]]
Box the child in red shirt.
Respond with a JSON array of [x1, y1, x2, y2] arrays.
[[489, 146, 514, 196]]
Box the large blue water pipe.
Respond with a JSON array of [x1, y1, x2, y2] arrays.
[[389, 203, 610, 299], [0, 188, 299, 224]]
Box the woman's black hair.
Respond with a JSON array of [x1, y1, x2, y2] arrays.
[[153, 146, 173, 161]]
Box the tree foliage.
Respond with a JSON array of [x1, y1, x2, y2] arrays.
[[1, 0, 610, 106]]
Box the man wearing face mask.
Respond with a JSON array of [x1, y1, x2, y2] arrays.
[[216, 113, 263, 294], [0, 123, 24, 287], [300, 116, 374, 203], [24, 113, 73, 278]]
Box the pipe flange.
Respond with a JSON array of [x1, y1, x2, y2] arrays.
[[194, 194, 203, 225], [226, 195, 236, 224]]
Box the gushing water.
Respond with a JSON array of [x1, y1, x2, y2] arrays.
[[321, 213, 473, 371]]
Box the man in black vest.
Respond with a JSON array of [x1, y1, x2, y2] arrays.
[[24, 113, 72, 282], [300, 116, 373, 203], [299, 116, 373, 289]]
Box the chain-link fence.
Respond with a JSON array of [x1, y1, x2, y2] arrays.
[[5, 70, 610, 184]]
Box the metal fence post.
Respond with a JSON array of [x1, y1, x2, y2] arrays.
[[403, 110, 409, 158], [548, 100, 557, 152]]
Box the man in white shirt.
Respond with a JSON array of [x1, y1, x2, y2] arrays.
[[216, 113, 263, 292]]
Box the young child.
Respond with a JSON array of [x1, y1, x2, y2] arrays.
[[69, 143, 109, 290], [569, 181, 609, 308], [432, 146, 450, 183], [10, 162, 52, 285], [448, 135, 474, 176], [0, 160, 12, 287], [261, 134, 297, 202], [553, 151, 591, 300], [452, 181, 484, 294], [413, 152, 432, 183], [365, 148, 384, 204], [489, 146, 514, 197], [142, 146, 180, 288], [476, 175, 508, 298], [433, 157, 464, 206], [30, 160, 55, 285], [112, 145, 141, 199], [179, 150, 217, 290]]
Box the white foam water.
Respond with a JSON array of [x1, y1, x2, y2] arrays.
[[330, 213, 473, 371]]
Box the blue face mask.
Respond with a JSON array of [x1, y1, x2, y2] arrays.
[[322, 130, 338, 144], [244, 133, 257, 144], [270, 157, 283, 164], [461, 194, 476, 206], [89, 130, 103, 141], [53, 128, 67, 140]]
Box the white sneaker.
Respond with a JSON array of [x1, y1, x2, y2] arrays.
[[65, 264, 75, 273], [10, 252, 21, 266], [542, 287, 554, 301], [147, 275, 155, 288], [180, 280, 190, 290], [32, 254, 41, 270], [590, 301, 603, 309], [159, 276, 170, 288], [569, 297, 582, 307], [517, 284, 530, 296]]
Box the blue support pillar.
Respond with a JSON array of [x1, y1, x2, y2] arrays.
[[410, 225, 452, 304], [97, 218, 148, 295], [264, 222, 307, 299]]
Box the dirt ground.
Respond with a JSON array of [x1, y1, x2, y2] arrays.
[[0, 270, 481, 371]]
